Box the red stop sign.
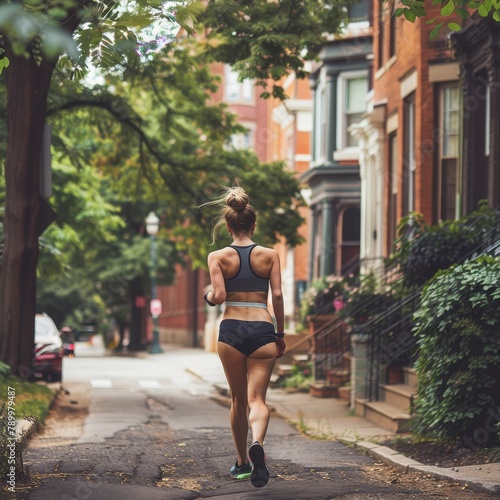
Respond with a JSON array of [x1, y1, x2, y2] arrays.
[[150, 299, 162, 317]]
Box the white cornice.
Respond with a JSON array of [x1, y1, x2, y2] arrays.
[[285, 99, 312, 113]]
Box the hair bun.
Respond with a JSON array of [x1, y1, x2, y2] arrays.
[[225, 187, 249, 212]]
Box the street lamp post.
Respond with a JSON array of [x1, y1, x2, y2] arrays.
[[145, 211, 163, 354]]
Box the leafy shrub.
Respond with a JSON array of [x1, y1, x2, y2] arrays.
[[412, 256, 500, 444], [389, 202, 499, 288], [279, 363, 313, 390]]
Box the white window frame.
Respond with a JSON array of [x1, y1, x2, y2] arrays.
[[224, 65, 255, 104], [336, 70, 369, 155], [314, 68, 328, 164], [438, 84, 460, 221], [230, 122, 256, 151], [403, 94, 416, 214]]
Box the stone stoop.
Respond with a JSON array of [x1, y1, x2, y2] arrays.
[[354, 366, 417, 433], [310, 351, 351, 398], [309, 381, 339, 398], [363, 401, 412, 433]]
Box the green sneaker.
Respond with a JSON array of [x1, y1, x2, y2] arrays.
[[230, 460, 252, 479]]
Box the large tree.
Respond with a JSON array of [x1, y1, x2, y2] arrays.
[[392, 0, 500, 37], [0, 0, 350, 374]]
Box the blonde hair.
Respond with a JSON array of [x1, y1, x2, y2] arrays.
[[202, 187, 257, 242]]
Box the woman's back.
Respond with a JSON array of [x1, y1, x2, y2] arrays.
[[210, 244, 278, 322]]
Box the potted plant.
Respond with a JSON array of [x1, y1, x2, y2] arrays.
[[298, 275, 349, 329]]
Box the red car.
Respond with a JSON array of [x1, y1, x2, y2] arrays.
[[32, 313, 63, 382]]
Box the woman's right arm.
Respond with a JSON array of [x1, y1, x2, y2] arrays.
[[269, 251, 286, 358], [206, 252, 227, 305]]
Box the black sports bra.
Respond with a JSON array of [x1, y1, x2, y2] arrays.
[[224, 244, 269, 293]]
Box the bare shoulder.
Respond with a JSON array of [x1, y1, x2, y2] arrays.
[[254, 245, 279, 263], [208, 247, 233, 264], [256, 245, 278, 255]]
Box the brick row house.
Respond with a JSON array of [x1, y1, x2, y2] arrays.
[[301, 4, 500, 429], [300, 3, 371, 281]]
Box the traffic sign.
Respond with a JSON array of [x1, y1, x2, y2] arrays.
[[150, 299, 162, 318]]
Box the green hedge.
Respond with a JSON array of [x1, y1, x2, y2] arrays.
[[412, 256, 500, 445]]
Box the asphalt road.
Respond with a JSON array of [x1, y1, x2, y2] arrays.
[[10, 349, 496, 499]]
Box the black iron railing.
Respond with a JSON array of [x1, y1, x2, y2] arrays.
[[309, 316, 350, 381]]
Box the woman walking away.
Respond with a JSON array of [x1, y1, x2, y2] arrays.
[[203, 187, 286, 488]]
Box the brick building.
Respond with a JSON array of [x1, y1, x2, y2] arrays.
[[353, 4, 458, 276]]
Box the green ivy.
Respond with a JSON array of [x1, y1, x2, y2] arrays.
[[412, 256, 500, 445]]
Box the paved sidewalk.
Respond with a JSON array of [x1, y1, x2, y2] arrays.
[[187, 347, 500, 496]]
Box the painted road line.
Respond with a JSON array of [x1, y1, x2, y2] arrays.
[[90, 379, 113, 388], [137, 380, 161, 389]]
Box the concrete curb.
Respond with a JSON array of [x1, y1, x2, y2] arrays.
[[16, 382, 63, 452], [351, 440, 500, 496]]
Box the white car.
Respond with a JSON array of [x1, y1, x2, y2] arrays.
[[33, 313, 63, 382]]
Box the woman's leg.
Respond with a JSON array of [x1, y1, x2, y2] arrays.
[[217, 342, 249, 466], [246, 342, 277, 445]]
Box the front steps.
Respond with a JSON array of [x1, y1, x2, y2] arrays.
[[355, 367, 417, 433], [308, 352, 351, 398]]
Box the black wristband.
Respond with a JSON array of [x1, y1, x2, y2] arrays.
[[276, 333, 285, 338], [204, 292, 216, 307]]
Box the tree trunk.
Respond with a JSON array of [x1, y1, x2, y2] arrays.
[[0, 55, 55, 377]]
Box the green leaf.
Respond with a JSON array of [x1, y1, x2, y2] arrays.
[[441, 0, 456, 16], [403, 9, 417, 21], [478, 3, 491, 15], [426, 17, 437, 24], [456, 7, 470, 17], [430, 25, 442, 39], [0, 55, 10, 76], [394, 7, 406, 16], [448, 22, 462, 31]]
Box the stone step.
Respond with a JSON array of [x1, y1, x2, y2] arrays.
[[326, 368, 350, 386], [309, 381, 338, 398], [404, 367, 418, 390], [381, 384, 416, 412], [354, 398, 367, 418], [363, 401, 412, 433]]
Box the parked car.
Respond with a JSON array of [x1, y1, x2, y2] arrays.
[[33, 313, 63, 382], [60, 326, 75, 357]]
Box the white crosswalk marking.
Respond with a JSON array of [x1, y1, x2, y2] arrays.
[[90, 379, 113, 388], [137, 380, 161, 389]]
